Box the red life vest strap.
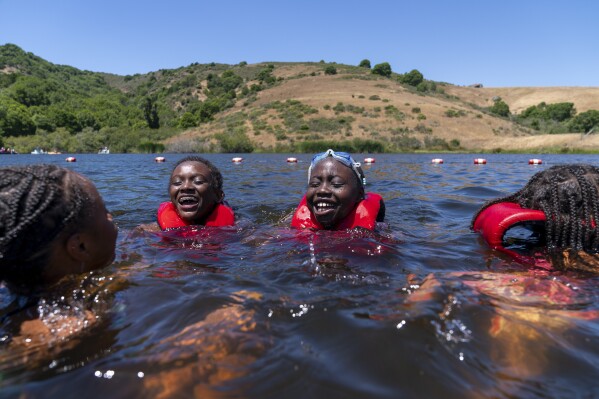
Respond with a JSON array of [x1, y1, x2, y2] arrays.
[[291, 192, 383, 230], [157, 201, 235, 230], [472, 202, 549, 267]]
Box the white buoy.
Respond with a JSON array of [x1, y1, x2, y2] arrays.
[[474, 158, 487, 165], [431, 158, 444, 164], [65, 157, 76, 162], [529, 158, 543, 165], [232, 157, 243, 163], [287, 157, 298, 163], [364, 157, 376, 164], [155, 156, 166, 163]]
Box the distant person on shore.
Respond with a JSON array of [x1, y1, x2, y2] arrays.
[[291, 149, 384, 230], [154, 156, 234, 231], [471, 163, 599, 273]]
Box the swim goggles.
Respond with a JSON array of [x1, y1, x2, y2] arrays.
[[308, 149, 366, 186]]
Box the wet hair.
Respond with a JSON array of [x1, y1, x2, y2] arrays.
[[471, 164, 599, 254], [171, 156, 223, 192], [0, 165, 93, 285]]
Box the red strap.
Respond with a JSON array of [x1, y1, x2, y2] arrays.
[[157, 202, 235, 230], [291, 192, 382, 230]]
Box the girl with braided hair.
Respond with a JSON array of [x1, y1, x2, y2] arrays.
[[472, 164, 599, 272], [0, 164, 118, 287], [0, 165, 118, 373]]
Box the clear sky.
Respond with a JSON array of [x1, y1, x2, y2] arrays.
[[1, 0, 598, 87]]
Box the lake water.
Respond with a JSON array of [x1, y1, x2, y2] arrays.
[[1, 153, 598, 398]]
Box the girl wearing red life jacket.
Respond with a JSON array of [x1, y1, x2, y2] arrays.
[[157, 156, 234, 230], [471, 164, 599, 273], [291, 149, 384, 231]]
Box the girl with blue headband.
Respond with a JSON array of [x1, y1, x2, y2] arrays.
[[291, 149, 385, 230]]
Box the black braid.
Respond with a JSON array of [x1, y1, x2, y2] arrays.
[[471, 164, 599, 255], [0, 165, 92, 285]]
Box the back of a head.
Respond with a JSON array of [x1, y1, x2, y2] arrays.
[[0, 164, 90, 286], [473, 164, 599, 262]]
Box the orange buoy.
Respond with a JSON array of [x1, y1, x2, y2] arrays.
[[364, 157, 376, 164], [474, 158, 487, 165], [529, 158, 543, 165], [65, 157, 76, 162], [155, 156, 166, 163], [232, 157, 243, 163], [287, 157, 298, 163], [431, 158, 444, 164]]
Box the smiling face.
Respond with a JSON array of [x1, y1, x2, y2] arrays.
[[169, 161, 223, 224], [306, 158, 363, 229]]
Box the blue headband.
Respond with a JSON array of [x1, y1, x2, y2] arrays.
[[308, 149, 366, 187]]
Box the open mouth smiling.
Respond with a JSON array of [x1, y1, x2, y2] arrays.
[[314, 201, 337, 215], [178, 195, 199, 211]]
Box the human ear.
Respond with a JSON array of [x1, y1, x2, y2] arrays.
[[65, 232, 92, 262]]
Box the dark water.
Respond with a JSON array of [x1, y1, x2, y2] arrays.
[[1, 153, 599, 398]]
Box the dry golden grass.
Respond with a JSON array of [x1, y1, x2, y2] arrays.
[[170, 64, 599, 152]]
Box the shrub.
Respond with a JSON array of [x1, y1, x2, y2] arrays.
[[324, 66, 337, 75], [369, 95, 381, 101], [569, 110, 599, 133], [333, 102, 346, 112], [216, 131, 254, 152], [520, 102, 576, 122], [384, 105, 405, 121], [411, 107, 421, 113], [372, 62, 392, 77], [489, 99, 510, 117], [359, 59, 371, 69], [138, 141, 165, 153], [400, 69, 424, 86], [444, 109, 466, 118], [178, 112, 198, 128]]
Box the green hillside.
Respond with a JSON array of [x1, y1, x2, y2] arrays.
[[2, 43, 599, 154]]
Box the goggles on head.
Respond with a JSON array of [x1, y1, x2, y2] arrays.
[[308, 149, 366, 187]]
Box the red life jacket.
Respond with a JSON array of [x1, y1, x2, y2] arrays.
[[157, 201, 235, 230], [472, 202, 551, 269], [291, 192, 383, 231]]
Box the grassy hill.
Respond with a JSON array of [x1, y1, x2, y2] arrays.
[[2, 43, 599, 153]]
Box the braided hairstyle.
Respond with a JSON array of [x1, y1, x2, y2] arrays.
[[171, 156, 224, 192], [0, 164, 93, 285], [471, 164, 599, 256]]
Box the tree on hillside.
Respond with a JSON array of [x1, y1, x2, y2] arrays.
[[372, 62, 392, 77], [9, 76, 54, 107], [0, 99, 36, 136], [400, 69, 424, 86], [569, 110, 599, 133], [520, 102, 576, 122], [359, 59, 371, 69], [489, 99, 510, 117], [143, 97, 160, 129]]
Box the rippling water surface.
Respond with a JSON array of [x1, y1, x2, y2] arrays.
[[1, 153, 598, 398]]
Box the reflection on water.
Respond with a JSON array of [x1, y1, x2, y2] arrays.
[[1, 153, 599, 398]]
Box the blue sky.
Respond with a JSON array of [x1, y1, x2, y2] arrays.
[[1, 0, 598, 87]]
